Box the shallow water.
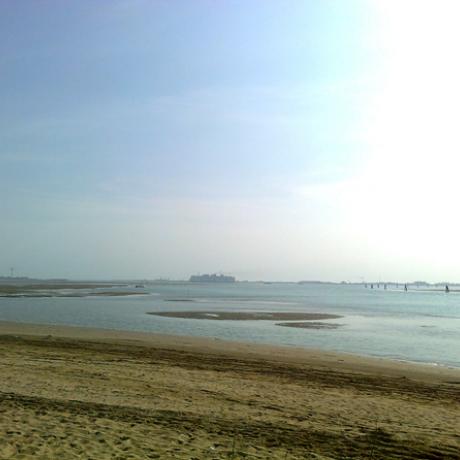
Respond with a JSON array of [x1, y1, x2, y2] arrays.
[[0, 282, 459, 367]]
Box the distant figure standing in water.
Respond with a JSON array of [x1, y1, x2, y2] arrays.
[[404, 284, 408, 291], [445, 285, 449, 293]]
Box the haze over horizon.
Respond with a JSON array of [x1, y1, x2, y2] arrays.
[[2, 1, 460, 282]]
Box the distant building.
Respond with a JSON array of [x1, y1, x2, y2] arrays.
[[189, 274, 236, 283]]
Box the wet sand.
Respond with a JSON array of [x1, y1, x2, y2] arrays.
[[148, 311, 342, 321], [0, 321, 459, 459]]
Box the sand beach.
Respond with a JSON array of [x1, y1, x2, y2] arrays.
[[0, 321, 458, 459]]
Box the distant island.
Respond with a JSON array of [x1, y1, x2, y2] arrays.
[[189, 274, 236, 283]]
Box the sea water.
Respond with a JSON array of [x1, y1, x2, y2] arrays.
[[0, 282, 458, 367]]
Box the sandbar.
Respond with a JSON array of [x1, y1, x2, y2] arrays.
[[148, 311, 342, 321]]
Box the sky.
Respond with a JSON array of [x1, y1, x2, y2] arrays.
[[2, 1, 460, 282]]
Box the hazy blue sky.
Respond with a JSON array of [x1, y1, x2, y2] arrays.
[[2, 1, 460, 281]]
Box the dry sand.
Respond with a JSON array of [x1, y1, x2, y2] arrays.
[[0, 321, 459, 459]]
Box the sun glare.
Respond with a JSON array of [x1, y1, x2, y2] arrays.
[[347, 1, 460, 256]]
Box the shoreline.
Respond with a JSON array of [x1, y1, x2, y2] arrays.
[[1, 320, 459, 382]]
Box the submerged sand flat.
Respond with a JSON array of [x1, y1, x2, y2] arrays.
[[276, 321, 342, 329], [0, 321, 459, 459], [149, 311, 342, 321]]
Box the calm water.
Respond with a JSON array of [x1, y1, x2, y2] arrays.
[[0, 282, 459, 367]]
